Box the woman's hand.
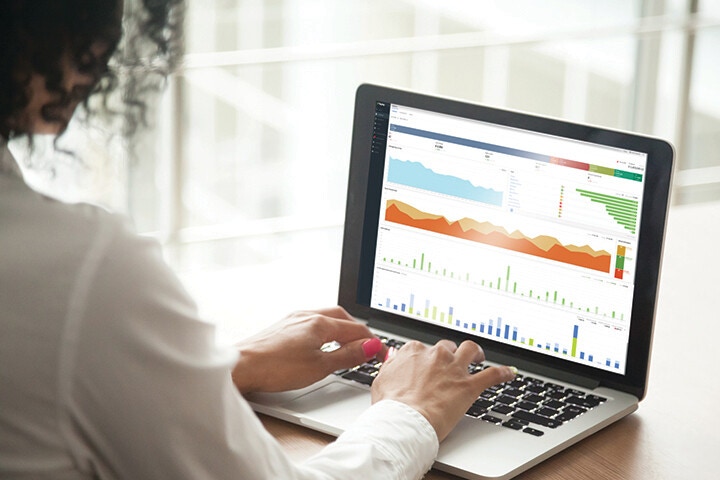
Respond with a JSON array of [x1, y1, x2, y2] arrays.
[[372, 339, 516, 442], [232, 307, 385, 394]]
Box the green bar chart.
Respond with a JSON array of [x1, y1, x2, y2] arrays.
[[576, 188, 638, 234], [382, 253, 624, 320]]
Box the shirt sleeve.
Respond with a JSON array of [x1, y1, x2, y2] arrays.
[[59, 214, 439, 480], [303, 400, 439, 479]]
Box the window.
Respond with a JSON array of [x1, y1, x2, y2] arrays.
[[12, 0, 720, 339]]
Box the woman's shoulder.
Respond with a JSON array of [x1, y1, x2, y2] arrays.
[[4, 179, 130, 243], [0, 180, 147, 293]]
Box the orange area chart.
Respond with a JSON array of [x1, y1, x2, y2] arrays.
[[385, 199, 612, 273]]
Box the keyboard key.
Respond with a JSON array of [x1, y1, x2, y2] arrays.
[[508, 380, 527, 389], [466, 404, 488, 418], [555, 412, 578, 422], [468, 364, 484, 374], [523, 393, 544, 404], [502, 421, 524, 430], [547, 390, 567, 400], [516, 401, 537, 411], [536, 407, 560, 417], [525, 384, 547, 394], [587, 394, 607, 403], [503, 388, 524, 398], [480, 390, 497, 400], [564, 405, 587, 415], [523, 427, 545, 437], [556, 406, 584, 422], [512, 410, 563, 428], [357, 365, 378, 375], [473, 398, 494, 409], [341, 370, 374, 386], [565, 395, 599, 408], [482, 414, 503, 424], [544, 399, 565, 410], [565, 388, 586, 396], [496, 395, 517, 405], [492, 404, 515, 415]]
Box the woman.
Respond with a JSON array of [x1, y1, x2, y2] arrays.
[[0, 1, 516, 478]]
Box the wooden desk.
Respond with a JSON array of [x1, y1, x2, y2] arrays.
[[258, 201, 720, 479]]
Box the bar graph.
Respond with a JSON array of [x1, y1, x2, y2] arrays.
[[615, 245, 626, 279], [376, 291, 623, 371], [381, 252, 626, 320], [576, 188, 639, 234]]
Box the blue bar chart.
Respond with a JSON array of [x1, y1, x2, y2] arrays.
[[377, 291, 623, 371]]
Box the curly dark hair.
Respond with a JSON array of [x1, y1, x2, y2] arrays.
[[0, 0, 184, 142]]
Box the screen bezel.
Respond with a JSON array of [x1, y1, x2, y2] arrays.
[[338, 83, 674, 400]]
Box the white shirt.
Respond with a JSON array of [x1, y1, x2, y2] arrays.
[[0, 143, 439, 479]]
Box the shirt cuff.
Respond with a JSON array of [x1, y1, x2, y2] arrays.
[[334, 399, 440, 479]]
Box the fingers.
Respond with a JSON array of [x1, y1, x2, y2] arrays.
[[432, 339, 516, 391], [304, 307, 517, 390], [453, 341, 515, 389], [291, 307, 374, 346], [471, 365, 517, 390], [435, 339, 459, 353], [318, 318, 377, 348], [323, 337, 386, 371], [312, 306, 355, 321], [392, 340, 486, 370], [295, 312, 373, 346], [297, 306, 356, 323], [304, 306, 385, 369], [454, 340, 486, 365]]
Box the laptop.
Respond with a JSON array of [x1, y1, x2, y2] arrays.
[[247, 84, 674, 479]]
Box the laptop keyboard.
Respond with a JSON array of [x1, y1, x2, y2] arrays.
[[333, 336, 607, 437]]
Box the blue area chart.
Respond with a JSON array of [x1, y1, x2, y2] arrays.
[[387, 158, 503, 206]]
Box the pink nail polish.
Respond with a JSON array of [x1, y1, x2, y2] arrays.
[[362, 338, 382, 358]]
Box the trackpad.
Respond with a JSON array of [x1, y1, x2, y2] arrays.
[[283, 381, 371, 431]]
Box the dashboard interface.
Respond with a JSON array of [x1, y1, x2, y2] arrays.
[[368, 101, 648, 375]]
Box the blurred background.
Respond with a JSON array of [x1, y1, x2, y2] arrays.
[[11, 0, 720, 341]]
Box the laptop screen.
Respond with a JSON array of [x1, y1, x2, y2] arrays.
[[368, 101, 647, 375], [341, 84, 673, 395]]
